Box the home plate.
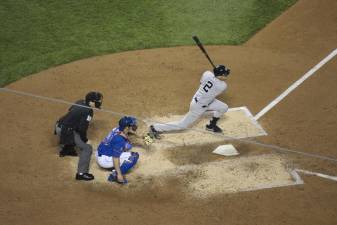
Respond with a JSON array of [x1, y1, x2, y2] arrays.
[[145, 106, 267, 148], [213, 144, 239, 156]]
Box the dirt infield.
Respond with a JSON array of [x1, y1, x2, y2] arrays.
[[1, 0, 337, 225]]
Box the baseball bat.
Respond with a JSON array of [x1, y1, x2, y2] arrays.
[[192, 36, 216, 68]]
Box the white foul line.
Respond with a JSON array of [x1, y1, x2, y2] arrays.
[[254, 48, 337, 120], [295, 169, 337, 182], [2, 88, 337, 163]]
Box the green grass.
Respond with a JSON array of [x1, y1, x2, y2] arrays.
[[0, 0, 296, 86]]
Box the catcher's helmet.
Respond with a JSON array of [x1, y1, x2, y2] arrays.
[[118, 116, 138, 131], [85, 91, 103, 108], [213, 65, 230, 77]]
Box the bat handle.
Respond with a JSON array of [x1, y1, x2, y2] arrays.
[[209, 58, 216, 68]]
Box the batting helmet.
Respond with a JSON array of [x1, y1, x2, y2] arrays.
[[118, 116, 138, 131], [85, 91, 103, 108], [213, 65, 230, 77]]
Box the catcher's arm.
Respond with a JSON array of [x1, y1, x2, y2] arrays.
[[128, 132, 151, 147], [113, 157, 126, 183]]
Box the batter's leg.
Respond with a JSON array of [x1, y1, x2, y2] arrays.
[[206, 99, 228, 117], [153, 102, 205, 132], [205, 99, 228, 133]]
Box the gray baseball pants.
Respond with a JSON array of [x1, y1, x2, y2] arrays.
[[55, 125, 93, 174]]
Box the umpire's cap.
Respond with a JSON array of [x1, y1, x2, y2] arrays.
[[85, 91, 103, 108]]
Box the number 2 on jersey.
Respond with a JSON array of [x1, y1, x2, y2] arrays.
[[203, 81, 213, 92]]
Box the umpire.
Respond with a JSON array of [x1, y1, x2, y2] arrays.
[[55, 91, 103, 181]]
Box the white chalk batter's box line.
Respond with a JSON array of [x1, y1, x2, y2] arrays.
[[295, 169, 337, 182], [239, 169, 304, 193], [228, 106, 268, 137], [145, 106, 268, 140], [172, 154, 304, 194]]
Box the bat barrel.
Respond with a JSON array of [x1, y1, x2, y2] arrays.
[[192, 36, 216, 68]]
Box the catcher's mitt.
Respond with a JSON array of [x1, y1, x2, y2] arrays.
[[143, 133, 154, 146]]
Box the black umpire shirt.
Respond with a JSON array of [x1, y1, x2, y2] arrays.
[[58, 100, 93, 142]]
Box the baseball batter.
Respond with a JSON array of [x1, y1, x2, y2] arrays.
[[148, 65, 230, 140]]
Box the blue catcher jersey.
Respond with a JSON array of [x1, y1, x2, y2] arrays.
[[97, 127, 132, 157]]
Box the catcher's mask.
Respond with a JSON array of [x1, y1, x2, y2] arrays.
[[85, 91, 103, 108], [213, 65, 230, 77], [118, 116, 138, 131]]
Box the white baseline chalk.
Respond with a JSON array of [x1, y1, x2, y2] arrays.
[[254, 48, 337, 120], [296, 169, 337, 182]]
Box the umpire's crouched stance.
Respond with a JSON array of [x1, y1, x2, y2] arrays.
[[55, 91, 103, 181]]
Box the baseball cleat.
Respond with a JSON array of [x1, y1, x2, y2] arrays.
[[75, 173, 94, 181], [108, 170, 128, 184], [107, 170, 117, 182], [149, 125, 161, 139], [206, 124, 223, 133]]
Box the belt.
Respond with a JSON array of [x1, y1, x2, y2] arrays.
[[57, 122, 73, 131], [194, 97, 208, 108], [97, 152, 109, 157]]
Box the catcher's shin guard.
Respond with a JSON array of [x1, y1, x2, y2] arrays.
[[120, 152, 139, 174]]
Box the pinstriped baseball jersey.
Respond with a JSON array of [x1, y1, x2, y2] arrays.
[[192, 71, 227, 106]]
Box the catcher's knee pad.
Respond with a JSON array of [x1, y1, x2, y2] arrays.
[[120, 152, 139, 174]]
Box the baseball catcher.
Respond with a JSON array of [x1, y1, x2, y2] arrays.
[[96, 116, 139, 184]]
